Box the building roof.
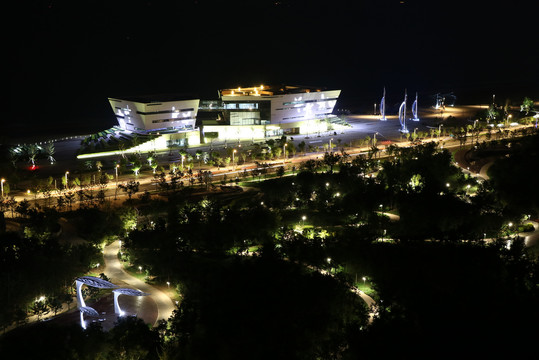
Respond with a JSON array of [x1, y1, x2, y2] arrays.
[[109, 93, 198, 103], [219, 84, 329, 97]]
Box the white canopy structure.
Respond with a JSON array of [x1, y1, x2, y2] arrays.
[[113, 288, 150, 316], [75, 276, 119, 329]]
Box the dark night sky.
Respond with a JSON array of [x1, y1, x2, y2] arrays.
[[7, 0, 538, 138]]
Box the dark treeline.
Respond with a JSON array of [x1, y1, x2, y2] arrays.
[[2, 134, 538, 358], [0, 231, 101, 330]]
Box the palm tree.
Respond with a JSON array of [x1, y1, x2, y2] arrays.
[[132, 165, 142, 177], [146, 152, 155, 168], [26, 144, 39, 167], [64, 192, 75, 211], [8, 147, 21, 168], [43, 143, 56, 164], [520, 97, 534, 115]]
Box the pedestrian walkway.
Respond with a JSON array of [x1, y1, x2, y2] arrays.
[[103, 241, 175, 326]]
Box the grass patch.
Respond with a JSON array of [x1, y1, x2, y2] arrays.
[[121, 262, 149, 282], [355, 282, 377, 299]]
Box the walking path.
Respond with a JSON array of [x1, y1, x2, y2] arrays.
[[103, 240, 175, 326], [479, 162, 493, 180]]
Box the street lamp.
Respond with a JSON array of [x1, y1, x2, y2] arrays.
[[1, 178, 5, 198], [115, 164, 120, 200], [232, 149, 237, 168], [301, 215, 306, 226], [65, 171, 69, 189], [438, 124, 443, 140], [166, 281, 170, 288], [329, 138, 333, 152], [283, 143, 287, 164], [138, 266, 142, 273], [362, 276, 366, 285]]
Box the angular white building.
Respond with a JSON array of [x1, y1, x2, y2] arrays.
[[219, 85, 340, 128], [87, 85, 343, 157], [109, 95, 199, 133]]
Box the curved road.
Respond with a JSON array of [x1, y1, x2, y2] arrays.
[[103, 240, 175, 326]]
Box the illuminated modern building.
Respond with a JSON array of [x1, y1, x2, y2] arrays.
[[217, 85, 340, 130], [197, 85, 342, 143], [109, 85, 341, 138], [108, 95, 199, 133], [78, 85, 343, 159]]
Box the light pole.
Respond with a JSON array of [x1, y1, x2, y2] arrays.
[[232, 149, 236, 169], [1, 178, 5, 198], [329, 138, 333, 152], [438, 124, 443, 140], [362, 276, 366, 285], [374, 103, 377, 115], [283, 143, 287, 164], [115, 164, 119, 200], [65, 171, 69, 190], [301, 215, 306, 226]]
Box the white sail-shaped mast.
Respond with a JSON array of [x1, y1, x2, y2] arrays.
[[399, 89, 408, 133], [411, 92, 419, 121], [380, 87, 387, 121]]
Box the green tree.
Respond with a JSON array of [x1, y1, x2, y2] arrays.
[[276, 166, 285, 178], [118, 180, 140, 200], [322, 151, 341, 173], [520, 96, 534, 115], [30, 298, 49, 320]]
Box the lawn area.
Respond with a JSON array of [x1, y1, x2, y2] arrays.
[[120, 261, 149, 282], [355, 281, 377, 299]]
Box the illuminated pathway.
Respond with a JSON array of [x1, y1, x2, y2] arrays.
[[103, 240, 175, 326]]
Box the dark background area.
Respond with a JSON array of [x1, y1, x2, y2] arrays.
[[7, 0, 538, 140]]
